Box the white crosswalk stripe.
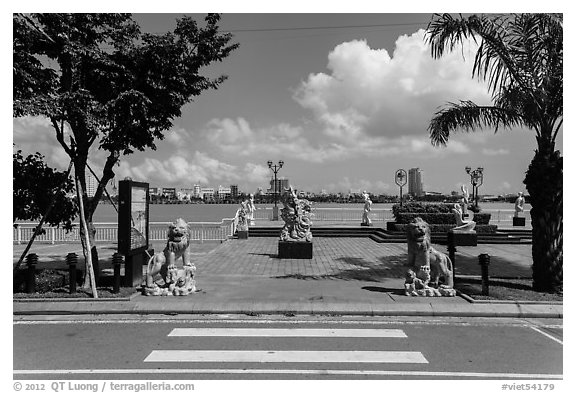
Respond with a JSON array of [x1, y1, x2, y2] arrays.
[[168, 328, 407, 337], [145, 327, 428, 366], [145, 350, 427, 363]]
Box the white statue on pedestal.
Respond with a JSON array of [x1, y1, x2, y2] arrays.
[[514, 192, 525, 217], [361, 191, 372, 226], [460, 184, 469, 216], [452, 203, 476, 231], [246, 193, 256, 226]]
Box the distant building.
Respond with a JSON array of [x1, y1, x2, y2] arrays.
[[178, 188, 193, 201], [348, 189, 362, 196], [408, 168, 424, 196], [149, 187, 160, 196], [267, 177, 289, 195], [200, 187, 214, 201], [217, 185, 231, 200], [193, 184, 201, 198], [162, 187, 176, 198], [230, 184, 239, 198]]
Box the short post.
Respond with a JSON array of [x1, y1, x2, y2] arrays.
[[66, 252, 78, 294], [26, 253, 38, 294], [479, 253, 491, 296], [447, 231, 456, 283], [112, 252, 123, 293]]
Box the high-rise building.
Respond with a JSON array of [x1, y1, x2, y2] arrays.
[[72, 167, 98, 197], [200, 187, 214, 201], [267, 177, 290, 195], [193, 184, 201, 198], [408, 168, 424, 196], [217, 185, 231, 200], [230, 184, 239, 198]]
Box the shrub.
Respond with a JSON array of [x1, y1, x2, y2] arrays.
[[392, 202, 453, 219], [390, 223, 498, 234]]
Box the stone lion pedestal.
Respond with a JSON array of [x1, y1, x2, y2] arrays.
[[513, 216, 526, 226], [237, 230, 249, 239], [448, 229, 478, 246], [278, 241, 313, 259]]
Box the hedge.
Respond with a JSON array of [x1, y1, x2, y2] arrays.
[[392, 202, 453, 217], [394, 212, 491, 225], [390, 223, 498, 234]]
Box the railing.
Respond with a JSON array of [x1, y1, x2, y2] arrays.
[[253, 207, 392, 222], [12, 208, 531, 245], [13, 219, 237, 245]]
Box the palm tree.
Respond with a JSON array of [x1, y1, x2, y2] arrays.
[[425, 13, 562, 293]]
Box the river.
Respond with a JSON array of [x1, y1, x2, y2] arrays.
[[91, 202, 529, 223]]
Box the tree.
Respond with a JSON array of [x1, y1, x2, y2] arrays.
[[425, 13, 562, 293], [13, 13, 239, 287], [13, 149, 78, 229]]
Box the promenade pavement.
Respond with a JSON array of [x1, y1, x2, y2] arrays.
[[13, 234, 562, 319]]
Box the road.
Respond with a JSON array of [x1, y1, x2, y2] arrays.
[[13, 315, 562, 380]]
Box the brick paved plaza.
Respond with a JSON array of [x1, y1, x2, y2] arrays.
[[14, 237, 533, 279], [189, 237, 532, 279]]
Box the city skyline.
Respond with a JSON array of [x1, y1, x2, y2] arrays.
[[11, 12, 563, 196]]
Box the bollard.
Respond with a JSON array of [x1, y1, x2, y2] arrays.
[[479, 253, 491, 296], [26, 253, 38, 294], [66, 253, 78, 294], [112, 253, 123, 293], [447, 231, 457, 283]]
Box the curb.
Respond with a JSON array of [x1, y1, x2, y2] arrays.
[[13, 304, 563, 319]]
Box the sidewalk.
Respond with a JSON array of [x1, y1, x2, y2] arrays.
[[13, 237, 562, 319]]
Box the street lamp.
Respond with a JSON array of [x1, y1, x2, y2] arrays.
[[465, 166, 484, 209], [395, 169, 407, 207], [268, 160, 284, 220]]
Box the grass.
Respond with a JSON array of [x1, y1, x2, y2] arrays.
[[13, 286, 137, 299], [13, 269, 137, 299], [454, 277, 563, 302]]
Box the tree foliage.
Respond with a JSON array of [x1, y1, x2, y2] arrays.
[[13, 149, 78, 230], [13, 13, 238, 216], [426, 13, 562, 147], [13, 13, 238, 286], [425, 13, 562, 293]]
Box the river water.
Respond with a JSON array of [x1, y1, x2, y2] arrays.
[[91, 202, 528, 223]]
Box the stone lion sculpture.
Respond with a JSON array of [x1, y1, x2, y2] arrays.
[[405, 217, 455, 296], [143, 218, 197, 296]]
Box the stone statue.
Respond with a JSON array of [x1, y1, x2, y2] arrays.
[[280, 186, 313, 242], [143, 218, 197, 296], [452, 203, 476, 231], [404, 217, 455, 296], [246, 193, 256, 226], [460, 184, 469, 216], [236, 201, 249, 232], [515, 192, 525, 217], [361, 191, 372, 226]]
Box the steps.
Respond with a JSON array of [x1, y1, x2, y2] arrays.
[[236, 226, 532, 244]]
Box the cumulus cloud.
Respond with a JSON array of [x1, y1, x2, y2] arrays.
[[202, 117, 469, 163], [200, 32, 491, 163], [482, 148, 510, 156], [323, 177, 391, 194], [293, 31, 492, 142], [115, 151, 270, 188]]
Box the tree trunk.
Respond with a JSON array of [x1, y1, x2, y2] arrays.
[[524, 146, 563, 293]]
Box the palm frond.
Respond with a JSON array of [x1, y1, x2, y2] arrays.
[[428, 101, 527, 146]]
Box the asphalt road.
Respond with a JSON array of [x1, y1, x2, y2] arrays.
[[13, 315, 562, 381]]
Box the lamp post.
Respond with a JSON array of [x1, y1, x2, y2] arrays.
[[395, 169, 407, 207], [267, 160, 284, 220], [465, 166, 484, 209]]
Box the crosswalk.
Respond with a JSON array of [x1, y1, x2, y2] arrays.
[[144, 327, 428, 368]]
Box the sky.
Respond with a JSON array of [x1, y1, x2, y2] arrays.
[[9, 7, 566, 197]]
